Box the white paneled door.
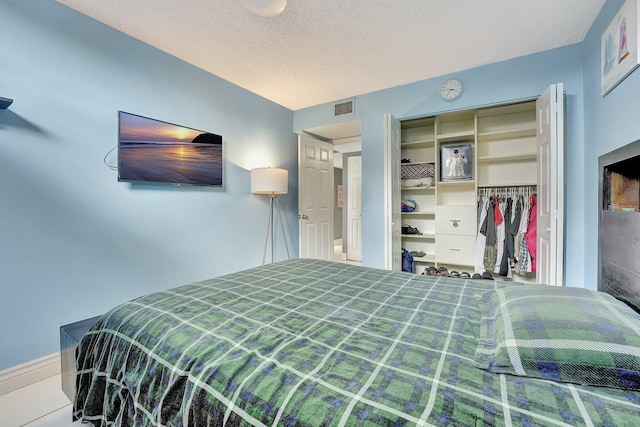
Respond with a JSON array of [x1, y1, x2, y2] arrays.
[[298, 133, 334, 260], [347, 155, 362, 261], [536, 83, 565, 286]]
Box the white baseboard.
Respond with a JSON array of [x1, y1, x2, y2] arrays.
[[0, 353, 61, 397]]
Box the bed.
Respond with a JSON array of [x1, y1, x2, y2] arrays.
[[74, 258, 640, 426]]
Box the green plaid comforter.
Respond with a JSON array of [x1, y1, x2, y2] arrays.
[[74, 259, 640, 426]]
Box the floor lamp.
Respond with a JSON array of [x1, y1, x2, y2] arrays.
[[251, 167, 290, 264]]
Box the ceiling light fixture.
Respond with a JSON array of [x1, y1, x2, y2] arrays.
[[237, 0, 287, 17]]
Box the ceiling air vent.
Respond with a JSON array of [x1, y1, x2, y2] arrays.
[[334, 99, 354, 117]]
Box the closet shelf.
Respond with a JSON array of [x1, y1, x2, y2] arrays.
[[401, 185, 435, 191], [437, 180, 476, 186], [433, 261, 475, 269], [436, 130, 475, 142], [477, 128, 536, 141], [477, 153, 536, 163], [402, 211, 435, 216], [478, 181, 537, 188], [401, 233, 436, 240], [0, 97, 13, 109], [401, 161, 433, 166], [401, 139, 434, 148], [413, 255, 436, 263]]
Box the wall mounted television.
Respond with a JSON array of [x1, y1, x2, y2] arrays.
[[118, 111, 223, 187]]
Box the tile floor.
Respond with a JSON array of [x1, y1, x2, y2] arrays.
[[333, 239, 362, 266], [0, 374, 80, 427]]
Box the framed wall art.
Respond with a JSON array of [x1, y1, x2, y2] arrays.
[[440, 143, 472, 181], [601, 0, 640, 96]]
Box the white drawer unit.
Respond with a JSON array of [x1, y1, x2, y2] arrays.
[[435, 206, 477, 236], [435, 234, 475, 265]]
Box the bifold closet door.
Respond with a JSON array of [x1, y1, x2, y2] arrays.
[[384, 114, 402, 271], [536, 83, 565, 286]]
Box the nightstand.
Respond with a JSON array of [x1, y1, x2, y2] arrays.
[[59, 316, 101, 402]]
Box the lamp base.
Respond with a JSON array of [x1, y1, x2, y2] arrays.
[[262, 194, 290, 264]]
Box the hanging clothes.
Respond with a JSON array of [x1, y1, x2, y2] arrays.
[[510, 196, 523, 273], [475, 186, 536, 277], [525, 193, 538, 273], [493, 197, 506, 275], [480, 197, 497, 272], [516, 194, 532, 274], [509, 197, 522, 250], [494, 195, 504, 226], [474, 196, 489, 273], [477, 196, 485, 230], [499, 197, 513, 276]]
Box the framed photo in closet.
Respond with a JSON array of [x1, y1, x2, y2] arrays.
[[601, 0, 640, 96], [440, 143, 472, 181]]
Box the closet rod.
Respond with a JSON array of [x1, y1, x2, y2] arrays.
[[477, 185, 536, 198], [477, 184, 537, 188]]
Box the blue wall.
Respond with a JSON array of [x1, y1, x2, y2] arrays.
[[0, 0, 297, 370], [295, 46, 587, 285], [3, 0, 638, 371], [582, 0, 640, 287]]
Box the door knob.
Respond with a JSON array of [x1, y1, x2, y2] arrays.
[[299, 214, 309, 220]]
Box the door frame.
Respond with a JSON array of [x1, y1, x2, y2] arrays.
[[384, 86, 565, 282]]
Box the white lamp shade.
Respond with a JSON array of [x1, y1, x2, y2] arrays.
[[251, 167, 288, 194]]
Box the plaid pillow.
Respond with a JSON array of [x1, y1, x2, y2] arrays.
[[474, 284, 640, 390]]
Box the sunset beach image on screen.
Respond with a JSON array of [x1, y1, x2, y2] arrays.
[[118, 111, 223, 187]]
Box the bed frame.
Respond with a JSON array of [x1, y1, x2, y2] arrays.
[[59, 316, 101, 402]]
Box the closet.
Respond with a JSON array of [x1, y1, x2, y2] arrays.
[[392, 87, 564, 284]]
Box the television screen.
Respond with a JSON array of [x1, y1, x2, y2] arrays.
[[118, 111, 223, 187]]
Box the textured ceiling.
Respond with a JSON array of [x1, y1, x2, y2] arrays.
[[55, 0, 605, 111]]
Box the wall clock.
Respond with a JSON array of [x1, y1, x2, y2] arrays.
[[439, 78, 463, 101]]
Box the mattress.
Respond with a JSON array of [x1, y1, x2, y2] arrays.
[[74, 258, 640, 426]]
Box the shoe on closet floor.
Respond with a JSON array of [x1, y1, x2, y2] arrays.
[[423, 266, 437, 276]]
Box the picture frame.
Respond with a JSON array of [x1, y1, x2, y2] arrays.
[[440, 143, 472, 181], [601, 0, 640, 96], [118, 111, 224, 188]]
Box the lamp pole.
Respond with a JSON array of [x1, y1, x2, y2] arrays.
[[262, 193, 290, 265]]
